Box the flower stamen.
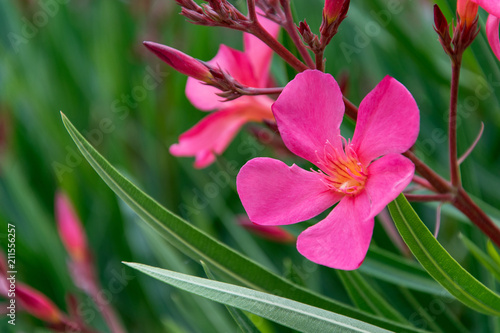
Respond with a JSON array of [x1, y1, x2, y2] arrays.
[[314, 138, 367, 195]]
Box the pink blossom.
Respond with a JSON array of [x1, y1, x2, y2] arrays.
[[471, 0, 500, 60], [55, 191, 89, 263], [170, 14, 280, 168], [237, 70, 419, 270]]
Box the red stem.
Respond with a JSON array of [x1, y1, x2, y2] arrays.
[[405, 194, 453, 202], [449, 56, 462, 188], [279, 0, 315, 69], [246, 1, 308, 73]]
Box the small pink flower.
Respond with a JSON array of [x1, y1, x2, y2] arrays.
[[237, 70, 419, 270], [170, 13, 280, 168], [471, 0, 500, 60], [55, 191, 89, 263]]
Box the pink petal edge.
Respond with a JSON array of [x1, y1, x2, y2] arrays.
[[297, 192, 373, 270], [272, 70, 345, 165], [170, 99, 273, 168], [237, 157, 343, 225], [364, 154, 415, 216], [486, 14, 500, 62], [472, 0, 500, 17], [352, 76, 420, 166]]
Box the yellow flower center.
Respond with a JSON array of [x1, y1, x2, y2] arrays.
[[315, 139, 367, 195]]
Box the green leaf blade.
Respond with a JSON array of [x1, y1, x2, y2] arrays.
[[125, 262, 393, 333], [388, 194, 500, 316]]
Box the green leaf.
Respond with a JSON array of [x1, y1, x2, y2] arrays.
[[201, 261, 262, 333], [125, 262, 393, 333], [487, 241, 500, 267], [460, 234, 500, 282], [61, 114, 429, 333], [361, 247, 451, 298], [337, 270, 407, 324], [388, 194, 500, 316]]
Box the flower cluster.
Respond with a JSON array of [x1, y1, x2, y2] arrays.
[[141, 0, 500, 270]]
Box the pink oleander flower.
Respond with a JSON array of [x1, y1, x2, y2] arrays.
[[55, 191, 89, 263], [169, 14, 280, 168], [237, 70, 420, 270], [470, 0, 500, 60]]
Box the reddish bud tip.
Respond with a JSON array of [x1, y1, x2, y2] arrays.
[[143, 41, 212, 82], [457, 0, 479, 28], [323, 0, 346, 23], [55, 191, 89, 263], [238, 216, 295, 243], [17, 284, 63, 323]]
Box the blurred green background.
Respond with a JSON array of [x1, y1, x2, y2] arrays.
[[1, 0, 500, 332]]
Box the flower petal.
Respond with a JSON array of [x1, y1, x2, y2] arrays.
[[472, 0, 500, 17], [352, 76, 420, 165], [243, 12, 280, 87], [486, 14, 500, 61], [297, 192, 373, 270], [170, 98, 273, 168], [186, 45, 256, 111], [272, 70, 345, 164], [364, 154, 415, 216], [237, 157, 343, 225]]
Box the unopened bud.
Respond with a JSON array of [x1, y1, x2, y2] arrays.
[[17, 284, 63, 323], [323, 0, 346, 24], [55, 191, 89, 263], [143, 41, 212, 82], [320, 0, 350, 47], [238, 216, 295, 243], [457, 0, 478, 28]]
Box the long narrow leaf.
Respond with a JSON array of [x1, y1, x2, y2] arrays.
[[61, 114, 428, 332], [125, 262, 392, 333], [201, 261, 262, 333], [361, 247, 450, 298], [388, 194, 500, 316], [459, 234, 500, 282]]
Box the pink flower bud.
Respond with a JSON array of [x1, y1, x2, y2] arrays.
[[55, 191, 89, 263], [238, 216, 295, 243], [323, 0, 347, 24], [17, 284, 63, 323], [457, 0, 478, 28], [143, 41, 212, 82]]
